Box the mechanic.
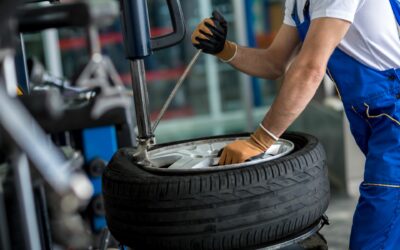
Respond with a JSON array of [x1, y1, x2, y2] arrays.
[[192, 0, 400, 249]]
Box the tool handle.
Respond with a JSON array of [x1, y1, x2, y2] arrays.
[[120, 0, 185, 59], [151, 0, 186, 51]]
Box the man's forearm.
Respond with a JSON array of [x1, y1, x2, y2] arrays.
[[228, 46, 284, 80], [226, 25, 301, 80], [261, 62, 326, 137], [192, 16, 300, 81]]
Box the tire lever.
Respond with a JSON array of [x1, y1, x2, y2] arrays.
[[152, 50, 202, 133]]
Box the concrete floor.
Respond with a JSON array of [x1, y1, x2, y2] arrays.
[[260, 196, 358, 250], [320, 196, 358, 250]]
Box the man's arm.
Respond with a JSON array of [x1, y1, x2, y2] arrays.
[[228, 24, 301, 79], [192, 12, 300, 80], [218, 17, 351, 165], [262, 18, 351, 136]]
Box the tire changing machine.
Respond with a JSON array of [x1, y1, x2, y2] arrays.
[[117, 0, 329, 249]]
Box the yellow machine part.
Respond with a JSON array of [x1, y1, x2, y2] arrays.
[[17, 86, 23, 96]]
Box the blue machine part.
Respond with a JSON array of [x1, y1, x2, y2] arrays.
[[94, 217, 107, 232], [82, 126, 118, 162], [120, 0, 152, 59], [82, 126, 118, 232], [15, 34, 30, 94]]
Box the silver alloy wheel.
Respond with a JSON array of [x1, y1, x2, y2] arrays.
[[148, 136, 295, 170]]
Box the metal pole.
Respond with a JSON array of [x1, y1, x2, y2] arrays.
[[130, 60, 153, 141], [198, 0, 223, 123], [0, 178, 11, 250], [1, 50, 18, 97], [41, 1, 63, 78], [233, 0, 254, 131], [42, 29, 63, 78], [87, 26, 102, 56], [12, 150, 41, 250]]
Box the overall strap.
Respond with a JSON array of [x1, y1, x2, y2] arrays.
[[303, 0, 310, 21], [291, 0, 301, 26], [389, 0, 400, 40], [389, 0, 400, 26], [291, 0, 311, 26]]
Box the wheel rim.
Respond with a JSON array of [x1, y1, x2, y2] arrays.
[[148, 136, 295, 170]]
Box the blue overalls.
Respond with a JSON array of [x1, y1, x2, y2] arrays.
[[292, 1, 400, 249]]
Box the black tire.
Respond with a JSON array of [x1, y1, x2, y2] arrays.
[[103, 132, 330, 250]]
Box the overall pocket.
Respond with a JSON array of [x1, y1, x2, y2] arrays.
[[360, 93, 400, 128], [364, 102, 400, 126]]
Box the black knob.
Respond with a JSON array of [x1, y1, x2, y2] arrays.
[[88, 158, 106, 177]]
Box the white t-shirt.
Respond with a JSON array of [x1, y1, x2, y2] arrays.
[[283, 0, 400, 71]]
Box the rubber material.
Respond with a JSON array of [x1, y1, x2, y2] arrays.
[[103, 132, 329, 250]]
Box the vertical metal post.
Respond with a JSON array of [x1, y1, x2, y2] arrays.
[[42, 29, 63, 78], [87, 26, 102, 56], [42, 28, 72, 147], [12, 150, 41, 250], [233, 0, 254, 131], [33, 182, 52, 250], [199, 0, 223, 125], [1, 50, 18, 97], [120, 0, 186, 148], [130, 60, 153, 140], [86, 25, 107, 81], [40, 2, 63, 78], [0, 179, 11, 250], [120, 0, 154, 145], [244, 0, 262, 107]]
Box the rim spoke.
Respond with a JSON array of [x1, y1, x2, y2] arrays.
[[168, 157, 210, 169], [266, 144, 281, 155]]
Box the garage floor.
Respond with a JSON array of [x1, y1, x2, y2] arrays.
[[260, 195, 358, 250], [320, 195, 358, 250]]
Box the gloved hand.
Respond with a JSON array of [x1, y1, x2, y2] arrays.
[[218, 127, 277, 165], [191, 11, 237, 62]]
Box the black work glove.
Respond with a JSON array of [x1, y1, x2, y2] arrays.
[[191, 11, 227, 54], [191, 11, 237, 61]]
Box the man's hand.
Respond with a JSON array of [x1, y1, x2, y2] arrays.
[[191, 11, 237, 61], [218, 127, 276, 165]]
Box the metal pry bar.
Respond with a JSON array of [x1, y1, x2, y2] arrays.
[[152, 50, 202, 133]]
